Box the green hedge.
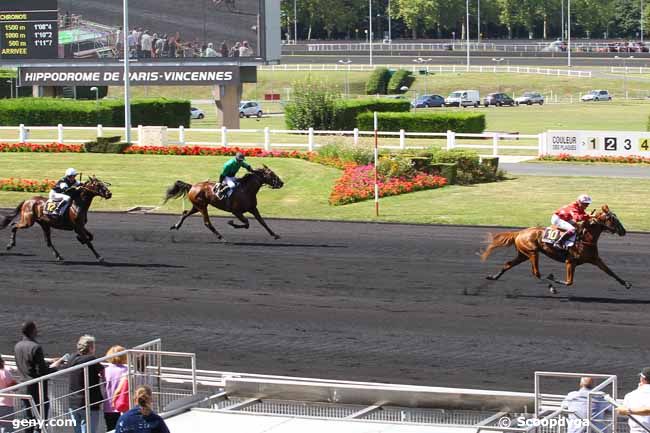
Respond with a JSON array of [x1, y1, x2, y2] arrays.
[[0, 97, 190, 127], [84, 136, 129, 153], [365, 67, 391, 95], [356, 111, 486, 133], [387, 70, 415, 94], [332, 98, 411, 130]]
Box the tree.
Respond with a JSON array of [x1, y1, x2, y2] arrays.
[[391, 0, 438, 39]]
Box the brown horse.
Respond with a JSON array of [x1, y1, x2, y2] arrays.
[[164, 165, 284, 240], [480, 205, 631, 293], [0, 176, 112, 262]]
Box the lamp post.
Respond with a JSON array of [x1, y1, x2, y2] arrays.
[[294, 0, 297, 43], [477, 0, 481, 43], [338, 59, 352, 97], [90, 86, 99, 125], [615, 55, 634, 99], [123, 0, 132, 144], [492, 57, 504, 91], [369, 0, 373, 66], [567, 0, 571, 68], [387, 0, 391, 43], [642, 0, 645, 43], [6, 79, 13, 99], [466, 0, 470, 71], [413, 57, 432, 94], [401, 85, 416, 112]]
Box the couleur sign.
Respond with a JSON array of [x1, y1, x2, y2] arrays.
[[545, 130, 650, 157]]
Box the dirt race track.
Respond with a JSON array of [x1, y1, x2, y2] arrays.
[[0, 213, 648, 393]]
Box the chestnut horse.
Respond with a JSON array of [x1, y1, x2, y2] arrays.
[[480, 205, 631, 293], [0, 176, 112, 262], [164, 165, 284, 240]]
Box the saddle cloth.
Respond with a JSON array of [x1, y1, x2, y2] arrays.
[[542, 226, 576, 248], [44, 198, 63, 217]]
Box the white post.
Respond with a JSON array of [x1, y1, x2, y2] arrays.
[[308, 127, 314, 151], [97, 124, 104, 138], [57, 124, 64, 143], [353, 128, 359, 145], [538, 132, 546, 156], [123, 0, 132, 143], [446, 130, 456, 150], [19, 124, 26, 143], [399, 129, 405, 150], [137, 124, 143, 145], [179, 125, 185, 145], [264, 127, 270, 151], [221, 126, 227, 146], [492, 133, 499, 156]]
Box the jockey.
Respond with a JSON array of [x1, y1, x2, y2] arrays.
[[49, 168, 81, 214], [551, 194, 592, 248], [218, 152, 252, 197]]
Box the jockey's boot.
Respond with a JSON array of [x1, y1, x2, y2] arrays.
[[55, 200, 68, 217], [553, 230, 573, 250]]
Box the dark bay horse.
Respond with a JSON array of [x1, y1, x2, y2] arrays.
[[480, 205, 631, 293], [164, 165, 284, 239], [0, 176, 112, 261]]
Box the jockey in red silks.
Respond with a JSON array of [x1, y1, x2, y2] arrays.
[[551, 194, 592, 248]]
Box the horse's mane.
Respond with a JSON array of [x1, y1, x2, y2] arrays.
[[239, 168, 266, 185]]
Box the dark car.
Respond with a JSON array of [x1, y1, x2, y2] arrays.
[[411, 94, 445, 108], [483, 93, 515, 107]]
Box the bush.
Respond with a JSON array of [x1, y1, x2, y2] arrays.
[[357, 111, 486, 133], [377, 156, 415, 178], [387, 70, 415, 94], [284, 79, 339, 130], [83, 136, 129, 153], [365, 67, 391, 95], [0, 97, 190, 127], [428, 163, 458, 184], [317, 142, 374, 165], [332, 99, 411, 130]]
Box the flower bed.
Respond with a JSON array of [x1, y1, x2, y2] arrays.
[[329, 164, 447, 205], [0, 178, 55, 192], [539, 153, 650, 164], [0, 143, 83, 153]]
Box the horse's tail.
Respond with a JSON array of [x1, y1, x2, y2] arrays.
[[164, 181, 192, 204], [480, 230, 519, 261], [0, 201, 24, 230]]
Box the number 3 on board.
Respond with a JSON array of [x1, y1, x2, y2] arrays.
[[640, 139, 650, 151]]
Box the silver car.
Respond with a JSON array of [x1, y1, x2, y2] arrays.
[[515, 92, 544, 106], [239, 101, 263, 118], [581, 90, 612, 102]]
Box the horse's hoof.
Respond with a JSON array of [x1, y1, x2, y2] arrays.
[[486, 275, 496, 281], [546, 273, 555, 281], [227, 220, 235, 227], [169, 225, 177, 231], [97, 257, 105, 264], [56, 256, 64, 261], [273, 234, 281, 240], [548, 284, 558, 295], [5, 244, 14, 251], [625, 281, 632, 290]]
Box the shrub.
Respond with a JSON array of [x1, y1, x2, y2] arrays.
[[84, 136, 130, 153], [332, 98, 411, 130], [107, 98, 191, 128], [387, 70, 415, 94], [284, 79, 339, 130], [377, 156, 415, 178], [365, 67, 391, 95], [428, 163, 458, 184], [357, 111, 485, 133], [317, 142, 374, 165]]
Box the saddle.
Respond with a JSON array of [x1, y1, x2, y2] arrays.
[[213, 180, 237, 200], [541, 226, 576, 250], [44, 198, 65, 218]]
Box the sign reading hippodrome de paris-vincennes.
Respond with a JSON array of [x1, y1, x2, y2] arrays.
[[19, 65, 240, 86], [545, 130, 650, 157]]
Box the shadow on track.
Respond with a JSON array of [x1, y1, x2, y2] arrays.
[[0, 252, 36, 257], [35, 261, 185, 269], [506, 293, 650, 305], [224, 241, 347, 248]]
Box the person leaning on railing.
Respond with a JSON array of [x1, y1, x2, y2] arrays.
[[103, 345, 128, 432], [0, 355, 18, 433], [67, 335, 105, 433], [115, 386, 170, 433], [616, 367, 650, 433]]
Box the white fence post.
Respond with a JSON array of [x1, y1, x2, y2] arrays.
[[308, 127, 314, 151], [446, 130, 455, 150], [537, 132, 546, 156], [97, 124, 103, 138], [399, 129, 405, 150], [264, 127, 270, 151], [178, 125, 185, 146], [492, 133, 499, 156], [137, 125, 143, 145], [19, 124, 26, 143], [221, 126, 227, 147], [353, 128, 359, 145], [57, 124, 64, 143]]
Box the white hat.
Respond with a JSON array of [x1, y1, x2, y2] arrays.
[[577, 194, 592, 205], [65, 168, 78, 177]]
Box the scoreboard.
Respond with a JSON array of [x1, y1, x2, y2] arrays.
[[0, 0, 58, 59]]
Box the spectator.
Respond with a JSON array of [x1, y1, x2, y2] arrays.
[[155, 34, 166, 58], [205, 42, 218, 57], [562, 377, 610, 433], [0, 355, 17, 433], [14, 321, 65, 433], [141, 31, 152, 59], [151, 33, 159, 58], [230, 41, 241, 57], [115, 386, 169, 433], [220, 41, 229, 58], [67, 335, 104, 433], [103, 345, 128, 432], [617, 368, 650, 433], [135, 27, 143, 58], [127, 30, 137, 58], [239, 40, 253, 57]]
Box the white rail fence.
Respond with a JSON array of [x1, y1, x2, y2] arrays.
[[260, 64, 593, 78], [7, 124, 543, 156], [610, 66, 650, 74]]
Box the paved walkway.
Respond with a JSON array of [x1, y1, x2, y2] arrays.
[[502, 162, 650, 178]]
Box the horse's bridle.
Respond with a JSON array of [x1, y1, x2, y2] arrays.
[[255, 169, 282, 189]]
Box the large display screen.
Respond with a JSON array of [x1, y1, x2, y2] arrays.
[[1, 0, 264, 62], [0, 0, 59, 59]]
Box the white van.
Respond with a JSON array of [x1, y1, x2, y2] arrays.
[[445, 90, 481, 107]]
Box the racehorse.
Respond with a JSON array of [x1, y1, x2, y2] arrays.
[[480, 205, 631, 293], [0, 176, 112, 262], [164, 165, 284, 240]]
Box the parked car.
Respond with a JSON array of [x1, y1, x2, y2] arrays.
[[411, 94, 445, 108], [190, 107, 205, 119], [445, 90, 480, 107], [483, 93, 515, 107], [542, 40, 567, 52], [239, 101, 263, 118], [515, 92, 544, 106], [581, 90, 612, 102]]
